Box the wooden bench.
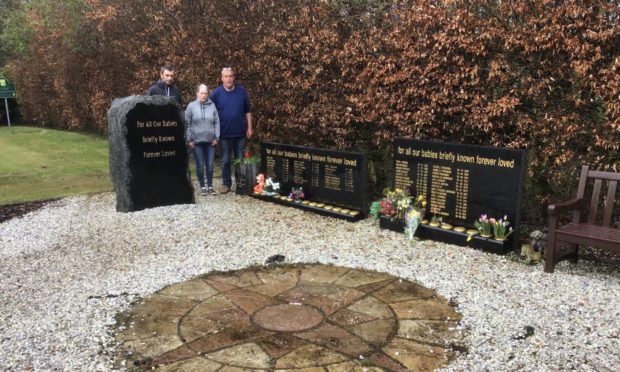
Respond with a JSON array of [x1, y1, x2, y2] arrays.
[[545, 165, 620, 273]]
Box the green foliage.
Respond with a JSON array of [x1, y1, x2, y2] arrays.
[[474, 217, 492, 236], [38, 0, 88, 52], [233, 155, 260, 167], [0, 126, 112, 204], [369, 201, 381, 219], [0, 4, 31, 58]]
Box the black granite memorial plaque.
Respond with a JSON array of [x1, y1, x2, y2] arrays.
[[108, 95, 194, 212], [236, 173, 248, 195], [235, 163, 259, 195], [255, 142, 368, 220], [392, 139, 527, 252]]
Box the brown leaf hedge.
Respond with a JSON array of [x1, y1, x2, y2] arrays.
[[4, 0, 619, 224]]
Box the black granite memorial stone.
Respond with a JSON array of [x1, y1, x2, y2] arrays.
[[108, 95, 194, 212], [235, 163, 259, 195], [256, 142, 368, 219], [392, 139, 527, 252]]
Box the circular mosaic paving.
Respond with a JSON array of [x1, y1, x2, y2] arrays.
[[253, 304, 324, 332], [115, 264, 464, 371]]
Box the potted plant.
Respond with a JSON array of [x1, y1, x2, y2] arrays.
[[490, 215, 513, 241], [474, 214, 493, 238]]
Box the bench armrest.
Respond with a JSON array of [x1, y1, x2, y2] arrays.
[[548, 198, 585, 217]]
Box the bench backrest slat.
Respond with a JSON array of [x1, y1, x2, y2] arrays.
[[588, 169, 620, 182], [603, 180, 617, 228], [588, 179, 603, 224], [573, 165, 590, 223], [574, 165, 619, 227]]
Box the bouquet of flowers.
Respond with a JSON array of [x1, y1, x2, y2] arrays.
[[370, 188, 426, 221], [263, 178, 280, 196], [288, 187, 305, 203], [405, 207, 425, 246]]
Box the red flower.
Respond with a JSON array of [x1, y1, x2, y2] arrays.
[[244, 149, 251, 158], [379, 200, 396, 216]]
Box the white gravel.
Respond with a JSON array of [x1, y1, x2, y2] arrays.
[[1, 191, 619, 371]]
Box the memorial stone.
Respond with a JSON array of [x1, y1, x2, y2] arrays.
[[108, 95, 194, 212], [258, 142, 368, 219], [392, 139, 527, 252], [235, 163, 259, 195]]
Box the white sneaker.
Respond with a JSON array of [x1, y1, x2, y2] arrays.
[[200, 187, 207, 195]]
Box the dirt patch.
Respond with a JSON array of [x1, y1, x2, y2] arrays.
[[0, 200, 57, 223]]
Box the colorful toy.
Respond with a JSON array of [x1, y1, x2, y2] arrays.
[[254, 173, 265, 194]]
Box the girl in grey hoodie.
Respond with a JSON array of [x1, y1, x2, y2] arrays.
[[185, 84, 220, 195]]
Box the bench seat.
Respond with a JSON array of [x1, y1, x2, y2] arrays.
[[555, 223, 620, 251]]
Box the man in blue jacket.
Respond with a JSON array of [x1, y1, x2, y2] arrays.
[[147, 64, 182, 105], [210, 67, 253, 194]]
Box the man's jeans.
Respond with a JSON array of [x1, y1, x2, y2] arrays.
[[193, 142, 216, 188], [220, 137, 246, 187]]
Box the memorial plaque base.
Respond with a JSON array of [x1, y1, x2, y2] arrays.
[[250, 194, 364, 222], [379, 216, 513, 254]]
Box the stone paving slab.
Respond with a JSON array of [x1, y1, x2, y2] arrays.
[[114, 264, 465, 370]]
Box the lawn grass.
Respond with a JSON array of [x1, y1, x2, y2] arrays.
[[0, 126, 112, 205]]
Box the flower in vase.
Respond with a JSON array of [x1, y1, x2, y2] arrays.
[[288, 187, 305, 202], [474, 214, 492, 236], [491, 215, 513, 240], [234, 147, 260, 166]]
